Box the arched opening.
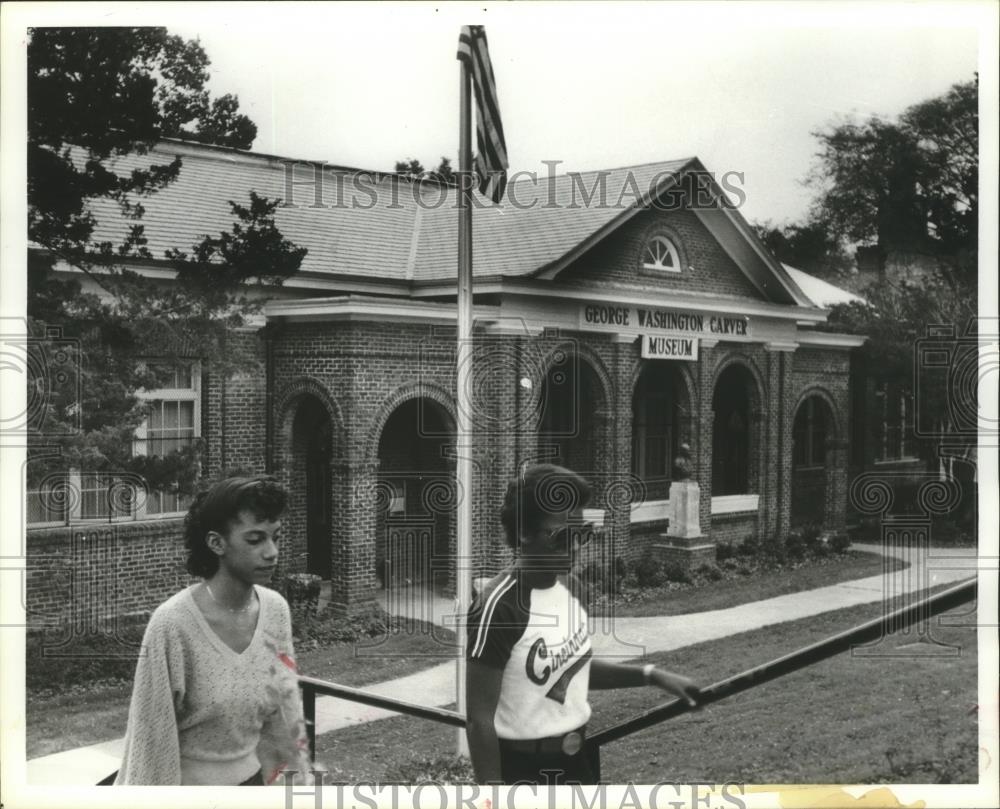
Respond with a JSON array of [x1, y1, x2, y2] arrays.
[[375, 398, 455, 593], [631, 362, 691, 501], [538, 351, 605, 479], [712, 364, 755, 496], [791, 394, 834, 527], [290, 395, 333, 579]]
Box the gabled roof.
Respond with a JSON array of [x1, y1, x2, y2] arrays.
[[411, 159, 695, 280], [79, 140, 813, 307]]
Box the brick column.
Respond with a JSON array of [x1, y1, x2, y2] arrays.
[[765, 345, 796, 540], [696, 340, 717, 535], [608, 335, 637, 564], [762, 347, 781, 538], [328, 459, 379, 615]]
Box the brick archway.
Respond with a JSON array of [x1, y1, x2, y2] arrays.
[[791, 387, 846, 529], [272, 379, 347, 582]]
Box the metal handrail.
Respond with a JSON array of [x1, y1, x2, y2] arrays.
[[298, 675, 466, 761], [100, 578, 977, 783], [589, 577, 977, 750]]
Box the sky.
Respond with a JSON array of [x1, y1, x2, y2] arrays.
[[2, 1, 994, 227], [157, 1, 988, 227]]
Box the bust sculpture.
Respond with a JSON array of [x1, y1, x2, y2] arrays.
[[672, 442, 694, 480]]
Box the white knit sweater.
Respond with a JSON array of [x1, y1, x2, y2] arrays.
[[115, 584, 311, 785]]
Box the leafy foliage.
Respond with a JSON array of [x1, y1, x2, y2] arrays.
[[806, 75, 977, 280], [394, 156, 457, 186], [26, 28, 306, 494], [754, 220, 853, 281], [28, 28, 256, 258], [826, 270, 976, 463], [291, 603, 398, 649]]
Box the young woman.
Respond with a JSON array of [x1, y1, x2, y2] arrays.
[[465, 463, 702, 785], [115, 475, 313, 785]]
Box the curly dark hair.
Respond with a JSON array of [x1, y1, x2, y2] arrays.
[[183, 475, 288, 578], [500, 463, 591, 548]]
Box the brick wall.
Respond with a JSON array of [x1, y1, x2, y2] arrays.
[[26, 518, 192, 629], [710, 513, 759, 547], [561, 208, 766, 301], [789, 347, 852, 531], [25, 320, 858, 625], [203, 329, 268, 478]]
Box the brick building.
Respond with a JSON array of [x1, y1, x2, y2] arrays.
[[26, 140, 866, 622]]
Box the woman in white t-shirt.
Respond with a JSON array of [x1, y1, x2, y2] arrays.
[[465, 464, 701, 785], [115, 475, 312, 785]]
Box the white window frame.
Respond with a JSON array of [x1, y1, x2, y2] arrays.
[[642, 235, 682, 273], [26, 361, 202, 527], [134, 360, 202, 518]]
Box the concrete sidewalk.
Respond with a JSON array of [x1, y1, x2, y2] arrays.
[[25, 544, 980, 784]]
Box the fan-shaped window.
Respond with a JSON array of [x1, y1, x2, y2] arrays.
[[642, 235, 681, 272]]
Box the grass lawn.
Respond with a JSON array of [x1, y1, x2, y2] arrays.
[[315, 593, 979, 784], [599, 550, 899, 618], [25, 623, 456, 759]]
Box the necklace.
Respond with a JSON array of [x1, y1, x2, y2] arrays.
[[206, 582, 256, 613]]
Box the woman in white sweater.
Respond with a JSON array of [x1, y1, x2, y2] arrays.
[[115, 475, 313, 785]]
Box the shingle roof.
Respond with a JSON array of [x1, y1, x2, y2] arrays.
[[411, 160, 694, 279], [87, 146, 418, 280], [82, 141, 801, 303]]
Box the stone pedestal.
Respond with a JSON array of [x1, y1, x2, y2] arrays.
[[668, 480, 702, 538], [654, 480, 716, 570]]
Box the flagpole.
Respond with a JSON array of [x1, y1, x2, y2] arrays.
[[455, 41, 474, 758]]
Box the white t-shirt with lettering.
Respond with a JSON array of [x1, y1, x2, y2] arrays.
[[467, 569, 592, 739]]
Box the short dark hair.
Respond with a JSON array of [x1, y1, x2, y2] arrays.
[[500, 464, 591, 548], [183, 475, 288, 578]]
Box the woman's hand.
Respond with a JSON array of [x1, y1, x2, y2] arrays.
[[648, 669, 701, 708]]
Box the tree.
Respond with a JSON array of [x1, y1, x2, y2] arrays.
[[394, 156, 457, 186], [26, 28, 306, 503], [807, 76, 978, 281], [801, 77, 979, 525], [754, 220, 853, 282], [827, 272, 977, 491]]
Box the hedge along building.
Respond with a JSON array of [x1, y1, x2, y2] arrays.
[[26, 139, 866, 622]]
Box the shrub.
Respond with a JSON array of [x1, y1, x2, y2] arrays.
[[293, 602, 391, 646], [280, 573, 322, 622], [799, 523, 824, 556], [784, 529, 807, 560], [693, 562, 723, 582], [579, 557, 626, 597], [662, 561, 693, 584], [715, 541, 736, 563], [631, 551, 667, 587], [830, 532, 852, 553], [737, 533, 761, 557]]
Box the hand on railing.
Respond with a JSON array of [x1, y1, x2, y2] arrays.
[[647, 669, 701, 708]]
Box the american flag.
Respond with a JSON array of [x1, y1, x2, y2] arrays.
[[457, 25, 508, 203]]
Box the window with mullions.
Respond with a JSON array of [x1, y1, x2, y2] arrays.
[[631, 365, 682, 501], [134, 360, 201, 515], [642, 235, 682, 272], [793, 396, 828, 468], [876, 382, 915, 462], [712, 366, 753, 495]]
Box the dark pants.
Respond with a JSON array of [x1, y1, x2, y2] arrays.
[[239, 769, 264, 785], [498, 744, 596, 785]]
